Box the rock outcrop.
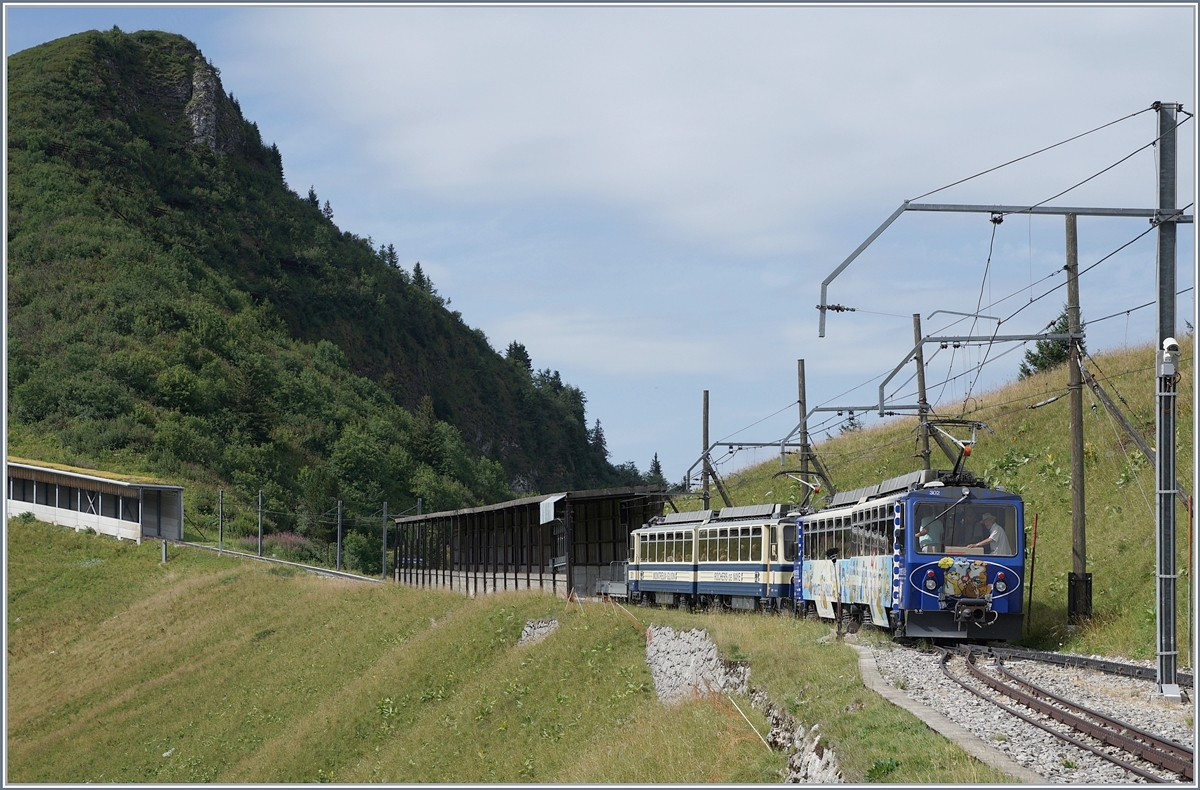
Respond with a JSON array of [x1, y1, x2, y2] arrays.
[[644, 625, 748, 705], [183, 55, 243, 154], [645, 625, 843, 783], [517, 619, 559, 647]]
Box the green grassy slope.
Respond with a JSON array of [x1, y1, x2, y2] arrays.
[[676, 338, 1195, 660], [7, 517, 1013, 783]]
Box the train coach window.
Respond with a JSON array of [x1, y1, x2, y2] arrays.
[[750, 529, 762, 562], [738, 528, 751, 562], [784, 525, 797, 562], [769, 527, 778, 561], [717, 529, 730, 561], [683, 534, 693, 562]]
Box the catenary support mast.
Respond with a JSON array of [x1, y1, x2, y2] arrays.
[[1154, 101, 1181, 700], [1066, 214, 1090, 621]]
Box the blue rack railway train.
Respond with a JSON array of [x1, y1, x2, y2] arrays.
[[626, 469, 1024, 640]]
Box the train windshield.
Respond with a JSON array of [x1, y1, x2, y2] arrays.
[[912, 500, 1018, 558]]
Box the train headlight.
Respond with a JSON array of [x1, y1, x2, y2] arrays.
[[993, 572, 1008, 594], [923, 570, 938, 592]]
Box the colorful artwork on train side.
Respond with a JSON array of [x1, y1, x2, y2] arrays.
[[801, 560, 838, 619], [837, 556, 891, 625], [801, 557, 891, 623]]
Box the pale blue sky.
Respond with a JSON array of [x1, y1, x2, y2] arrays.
[[5, 4, 1196, 485]]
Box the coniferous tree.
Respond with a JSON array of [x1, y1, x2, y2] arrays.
[[306, 185, 319, 208], [588, 419, 608, 458], [1019, 307, 1084, 379], [505, 341, 533, 372], [647, 453, 666, 485], [321, 200, 333, 220], [386, 244, 399, 268], [413, 262, 427, 292]]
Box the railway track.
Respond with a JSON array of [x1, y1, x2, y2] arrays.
[[973, 644, 1194, 690], [937, 646, 1193, 783]]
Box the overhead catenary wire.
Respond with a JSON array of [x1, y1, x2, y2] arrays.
[[1088, 287, 1195, 326], [997, 113, 1193, 219], [908, 106, 1154, 203], [1001, 216, 1174, 326]]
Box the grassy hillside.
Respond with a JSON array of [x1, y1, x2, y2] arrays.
[[6, 517, 1013, 783], [6, 28, 643, 537], [675, 338, 1195, 660]]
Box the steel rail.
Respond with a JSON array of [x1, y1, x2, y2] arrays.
[[978, 644, 1194, 689], [958, 648, 1192, 780], [936, 648, 1170, 783], [983, 652, 1193, 777]]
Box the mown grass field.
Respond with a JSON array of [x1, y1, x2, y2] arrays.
[[674, 338, 1195, 662], [7, 517, 1013, 783]]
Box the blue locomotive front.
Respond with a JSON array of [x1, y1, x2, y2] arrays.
[[898, 484, 1024, 640], [794, 471, 1025, 640]]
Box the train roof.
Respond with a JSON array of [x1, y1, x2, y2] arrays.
[[638, 503, 794, 530], [826, 469, 996, 508]]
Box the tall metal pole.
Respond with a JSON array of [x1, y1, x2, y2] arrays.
[[257, 489, 263, 558], [912, 314, 931, 471], [1066, 213, 1090, 622], [798, 361, 809, 476], [336, 500, 343, 571], [1154, 101, 1180, 699], [218, 489, 224, 555], [382, 501, 389, 581], [702, 390, 711, 510]]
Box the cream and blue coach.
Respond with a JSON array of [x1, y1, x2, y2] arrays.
[[628, 504, 798, 611]]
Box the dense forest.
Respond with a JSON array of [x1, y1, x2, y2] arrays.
[[6, 28, 657, 540]]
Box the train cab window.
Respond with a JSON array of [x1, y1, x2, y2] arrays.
[[784, 525, 797, 562], [915, 502, 1018, 557]]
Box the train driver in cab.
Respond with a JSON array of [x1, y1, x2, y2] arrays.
[[915, 516, 943, 553], [967, 512, 1011, 556]]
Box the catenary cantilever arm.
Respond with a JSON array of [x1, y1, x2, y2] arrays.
[[818, 202, 1191, 338]]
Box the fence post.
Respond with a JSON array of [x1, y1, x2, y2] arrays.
[[218, 489, 224, 555], [336, 501, 343, 571], [382, 501, 388, 581], [257, 489, 263, 557]]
